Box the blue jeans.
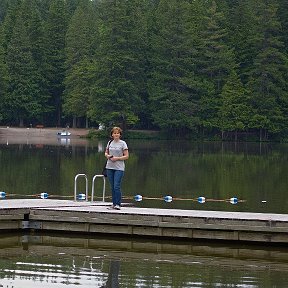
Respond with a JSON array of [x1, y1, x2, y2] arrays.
[[106, 169, 124, 206]]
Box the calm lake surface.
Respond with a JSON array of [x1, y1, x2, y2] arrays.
[[0, 135, 288, 287], [1, 232, 288, 288], [0, 136, 287, 213]]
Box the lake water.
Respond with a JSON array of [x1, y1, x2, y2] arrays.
[[0, 135, 288, 287], [1, 232, 288, 288], [0, 137, 287, 213]]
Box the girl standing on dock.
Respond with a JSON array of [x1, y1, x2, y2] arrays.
[[105, 127, 129, 210]]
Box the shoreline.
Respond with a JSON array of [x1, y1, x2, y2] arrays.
[[0, 126, 91, 146], [0, 126, 90, 137]]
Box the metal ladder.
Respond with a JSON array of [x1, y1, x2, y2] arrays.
[[74, 174, 106, 202]]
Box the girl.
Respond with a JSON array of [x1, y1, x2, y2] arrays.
[[104, 127, 129, 210]]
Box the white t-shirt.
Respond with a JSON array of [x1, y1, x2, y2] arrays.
[[105, 139, 128, 171]]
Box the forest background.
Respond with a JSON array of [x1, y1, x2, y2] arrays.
[[0, 0, 288, 141]]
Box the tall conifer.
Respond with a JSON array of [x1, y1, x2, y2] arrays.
[[197, 0, 235, 131], [247, 1, 288, 140], [44, 0, 67, 126], [0, 25, 8, 121], [218, 70, 251, 140], [89, 0, 147, 130], [63, 0, 97, 128], [5, 2, 45, 126], [148, 0, 202, 134]]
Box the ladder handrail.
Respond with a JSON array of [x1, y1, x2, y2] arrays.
[[74, 174, 88, 201], [91, 175, 106, 203]]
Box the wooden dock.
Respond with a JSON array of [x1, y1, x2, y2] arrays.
[[1, 199, 288, 244]]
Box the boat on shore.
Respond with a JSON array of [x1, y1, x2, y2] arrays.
[[57, 130, 71, 137]]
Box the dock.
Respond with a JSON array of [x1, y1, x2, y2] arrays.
[[1, 199, 288, 244]]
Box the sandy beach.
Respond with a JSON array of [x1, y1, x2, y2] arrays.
[[0, 126, 91, 145]]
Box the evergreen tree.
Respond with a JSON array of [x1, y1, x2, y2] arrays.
[[5, 2, 46, 126], [197, 0, 235, 132], [278, 0, 288, 53], [0, 0, 287, 139], [1, 0, 20, 52], [228, 0, 263, 84], [35, 0, 51, 21], [0, 0, 8, 23], [65, 0, 81, 18], [43, 0, 67, 126], [23, 0, 50, 122], [89, 0, 147, 130], [63, 0, 97, 128], [218, 69, 251, 140], [148, 0, 202, 134], [0, 25, 8, 122], [247, 1, 288, 140]]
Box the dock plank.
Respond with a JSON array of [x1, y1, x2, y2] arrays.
[[0, 199, 288, 243]]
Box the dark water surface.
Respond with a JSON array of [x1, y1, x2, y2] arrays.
[[0, 137, 288, 287], [0, 232, 288, 288], [0, 138, 287, 213]]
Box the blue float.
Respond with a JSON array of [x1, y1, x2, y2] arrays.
[[229, 197, 238, 204], [164, 195, 173, 203], [134, 195, 143, 202], [40, 192, 49, 199], [197, 196, 206, 204], [77, 193, 86, 200], [0, 191, 6, 199]]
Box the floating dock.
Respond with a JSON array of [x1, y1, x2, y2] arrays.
[[1, 199, 288, 244]]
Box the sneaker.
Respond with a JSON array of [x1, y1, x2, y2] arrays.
[[107, 205, 115, 210], [114, 205, 121, 210]]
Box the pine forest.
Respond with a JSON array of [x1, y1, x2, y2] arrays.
[[0, 0, 288, 141]]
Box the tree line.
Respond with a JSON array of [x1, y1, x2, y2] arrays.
[[0, 0, 288, 141]]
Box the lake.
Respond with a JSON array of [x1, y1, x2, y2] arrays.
[[0, 134, 288, 287], [0, 136, 287, 213], [1, 232, 288, 288]]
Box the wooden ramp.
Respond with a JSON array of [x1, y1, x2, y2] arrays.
[[1, 199, 288, 244]]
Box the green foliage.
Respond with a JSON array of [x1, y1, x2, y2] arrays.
[[0, 0, 288, 141], [198, 0, 236, 131], [44, 0, 67, 126], [88, 0, 147, 130], [0, 25, 8, 121], [218, 69, 251, 137], [0, 0, 8, 23], [87, 129, 161, 140], [148, 0, 202, 133], [5, 1, 48, 126], [63, 1, 98, 127], [247, 1, 288, 139]]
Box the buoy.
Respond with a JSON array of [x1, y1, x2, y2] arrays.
[[164, 195, 173, 203], [40, 192, 49, 199], [0, 191, 6, 199], [197, 196, 206, 204], [134, 195, 143, 202], [77, 193, 86, 200], [229, 197, 238, 204]]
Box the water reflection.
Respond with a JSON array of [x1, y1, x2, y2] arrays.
[[100, 260, 120, 288], [0, 233, 288, 287], [0, 138, 288, 213]]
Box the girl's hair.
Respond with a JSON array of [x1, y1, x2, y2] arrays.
[[110, 126, 122, 137]]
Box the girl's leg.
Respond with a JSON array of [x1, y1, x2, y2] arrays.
[[113, 170, 124, 206], [106, 169, 116, 206]]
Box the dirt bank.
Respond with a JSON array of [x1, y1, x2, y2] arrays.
[[0, 127, 89, 137], [0, 127, 91, 145]]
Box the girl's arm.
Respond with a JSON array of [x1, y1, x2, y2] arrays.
[[104, 149, 113, 159], [111, 149, 129, 161]]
